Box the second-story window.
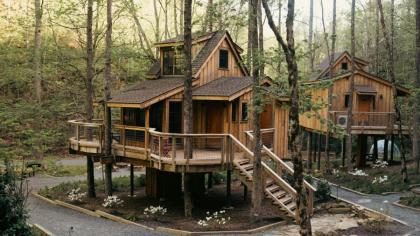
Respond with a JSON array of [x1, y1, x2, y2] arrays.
[[344, 94, 350, 108], [341, 62, 348, 71], [219, 49, 229, 69], [162, 46, 184, 75], [241, 102, 248, 121]]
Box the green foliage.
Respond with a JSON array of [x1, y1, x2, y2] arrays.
[[314, 179, 331, 202], [399, 196, 420, 208], [0, 159, 31, 236]]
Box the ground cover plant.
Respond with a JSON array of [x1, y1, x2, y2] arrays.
[[399, 196, 420, 208], [320, 163, 420, 194]]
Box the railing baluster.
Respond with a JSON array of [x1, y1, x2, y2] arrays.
[[158, 136, 162, 169], [172, 136, 176, 165], [123, 127, 126, 157]]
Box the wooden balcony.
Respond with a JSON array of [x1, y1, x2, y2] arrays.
[[329, 111, 409, 135]]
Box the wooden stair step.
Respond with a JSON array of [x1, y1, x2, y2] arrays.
[[235, 159, 250, 165], [266, 185, 280, 192], [265, 178, 274, 185], [240, 163, 254, 170], [279, 196, 293, 205], [286, 202, 296, 211], [272, 190, 287, 199]]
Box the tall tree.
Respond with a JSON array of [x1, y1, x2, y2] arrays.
[[377, 0, 408, 182], [345, 0, 356, 172], [247, 0, 253, 70], [249, 0, 263, 222], [263, 0, 312, 234], [414, 0, 420, 173], [104, 0, 113, 196], [257, 0, 264, 75], [308, 0, 314, 72], [375, 5, 380, 76], [183, 0, 193, 217], [277, 0, 282, 77], [203, 0, 214, 32], [34, 0, 43, 102], [86, 0, 96, 198], [174, 0, 179, 36]]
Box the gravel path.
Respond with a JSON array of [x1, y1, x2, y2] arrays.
[[26, 168, 165, 236]]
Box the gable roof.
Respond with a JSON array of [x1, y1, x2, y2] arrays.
[[315, 51, 370, 80], [108, 77, 185, 107], [192, 76, 253, 100], [147, 31, 248, 79]]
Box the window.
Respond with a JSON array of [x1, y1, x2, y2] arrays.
[[162, 46, 184, 75], [344, 94, 350, 108], [341, 62, 348, 71], [241, 102, 248, 121], [219, 49, 229, 69], [232, 100, 238, 122]]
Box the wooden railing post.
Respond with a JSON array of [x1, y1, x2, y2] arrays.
[[172, 136, 176, 165], [158, 136, 162, 169], [122, 127, 126, 157], [221, 136, 226, 166], [76, 124, 80, 151]]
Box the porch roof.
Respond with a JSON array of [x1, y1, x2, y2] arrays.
[[192, 76, 253, 101], [108, 77, 184, 107], [353, 85, 377, 95]]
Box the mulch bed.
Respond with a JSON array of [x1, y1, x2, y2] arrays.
[[51, 180, 286, 231]]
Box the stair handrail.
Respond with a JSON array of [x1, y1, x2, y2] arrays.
[[228, 134, 298, 201]]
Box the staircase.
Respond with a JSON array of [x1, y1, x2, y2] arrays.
[[229, 132, 316, 221]]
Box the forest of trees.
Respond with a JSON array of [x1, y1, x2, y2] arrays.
[[0, 0, 417, 163]]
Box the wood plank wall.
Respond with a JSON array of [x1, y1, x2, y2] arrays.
[[273, 101, 289, 159], [196, 38, 245, 86]]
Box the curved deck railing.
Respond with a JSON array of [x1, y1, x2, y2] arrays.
[[68, 119, 104, 154]]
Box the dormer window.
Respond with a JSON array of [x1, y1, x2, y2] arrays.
[[341, 62, 348, 71], [162, 46, 184, 75], [219, 49, 229, 69]]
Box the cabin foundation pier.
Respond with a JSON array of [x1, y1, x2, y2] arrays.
[[146, 168, 182, 199]]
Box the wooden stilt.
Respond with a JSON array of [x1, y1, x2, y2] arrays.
[[87, 155, 96, 198], [390, 135, 395, 162], [373, 136, 378, 162], [183, 173, 192, 217], [130, 164, 134, 197], [226, 169, 231, 208], [307, 132, 313, 173], [243, 185, 248, 201], [341, 137, 346, 167], [384, 136, 389, 161], [105, 163, 113, 196], [317, 133, 321, 171], [356, 135, 367, 167], [207, 172, 213, 189]]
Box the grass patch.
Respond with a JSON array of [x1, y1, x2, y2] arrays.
[[399, 196, 420, 208], [319, 164, 420, 194], [39, 175, 146, 199]]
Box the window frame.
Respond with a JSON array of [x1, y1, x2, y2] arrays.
[[240, 102, 248, 122], [219, 49, 229, 70]]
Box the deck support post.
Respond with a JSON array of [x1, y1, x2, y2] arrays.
[[183, 173, 192, 217], [356, 134, 367, 167], [384, 135, 389, 162], [373, 136, 378, 162], [390, 135, 395, 162], [130, 164, 134, 197], [226, 169, 232, 208], [104, 162, 113, 196], [341, 137, 346, 167], [317, 133, 321, 171], [207, 172, 213, 189], [307, 131, 313, 173], [87, 155, 96, 198], [243, 184, 248, 201]]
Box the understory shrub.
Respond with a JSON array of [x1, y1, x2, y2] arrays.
[[315, 179, 331, 202]]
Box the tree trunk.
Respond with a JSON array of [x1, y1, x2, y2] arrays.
[[247, 0, 253, 70], [307, 132, 312, 173], [308, 0, 314, 72], [377, 0, 408, 182], [174, 0, 179, 36], [183, 0, 193, 217], [153, 0, 161, 43], [375, 6, 380, 76], [249, 0, 263, 222], [345, 0, 356, 172], [164, 0, 170, 39], [415, 0, 420, 174], [277, 0, 282, 77], [104, 0, 113, 197], [34, 0, 42, 102], [257, 0, 264, 75], [87, 156, 96, 198], [203, 0, 213, 32], [263, 0, 312, 234]]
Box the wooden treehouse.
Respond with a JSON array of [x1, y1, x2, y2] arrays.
[[300, 51, 410, 166], [68, 31, 315, 221]]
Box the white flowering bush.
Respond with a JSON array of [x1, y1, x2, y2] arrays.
[[67, 188, 86, 202], [372, 175, 388, 184], [372, 160, 388, 168], [102, 195, 124, 208], [332, 169, 340, 176], [348, 169, 368, 176], [197, 210, 231, 227], [143, 205, 167, 219]]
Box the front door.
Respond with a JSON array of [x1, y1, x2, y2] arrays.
[[205, 102, 224, 149], [357, 95, 373, 125]]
